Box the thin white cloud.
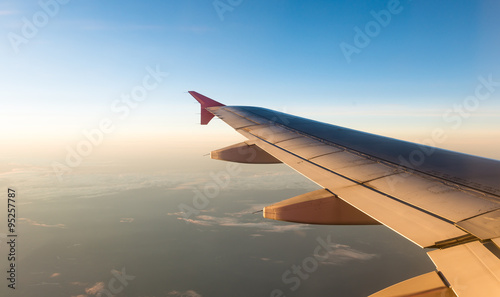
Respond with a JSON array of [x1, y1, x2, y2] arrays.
[[120, 218, 134, 223], [320, 243, 378, 266], [177, 214, 310, 233], [177, 217, 213, 226]]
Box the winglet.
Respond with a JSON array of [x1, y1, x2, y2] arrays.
[[188, 91, 225, 125]]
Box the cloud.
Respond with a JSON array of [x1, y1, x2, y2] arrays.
[[50, 273, 60, 278], [177, 217, 213, 226], [120, 218, 134, 223], [167, 290, 202, 297], [19, 218, 66, 228], [320, 243, 378, 266]]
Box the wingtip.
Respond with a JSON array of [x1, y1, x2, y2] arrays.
[[188, 91, 225, 125], [188, 91, 225, 107]]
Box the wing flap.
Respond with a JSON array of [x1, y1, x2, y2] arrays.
[[429, 241, 500, 297], [369, 271, 456, 297], [263, 189, 381, 225], [210, 142, 282, 164]]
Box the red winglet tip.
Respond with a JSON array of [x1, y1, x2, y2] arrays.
[[188, 91, 225, 125], [188, 91, 225, 107]]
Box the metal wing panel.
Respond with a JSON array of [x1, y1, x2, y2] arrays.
[[310, 152, 400, 183], [366, 174, 500, 223], [275, 137, 344, 159], [207, 107, 258, 129], [241, 124, 302, 144], [457, 210, 500, 240]]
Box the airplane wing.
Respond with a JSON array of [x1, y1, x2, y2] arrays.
[[189, 91, 500, 297]]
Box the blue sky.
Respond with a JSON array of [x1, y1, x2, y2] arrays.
[[1, 0, 499, 161]]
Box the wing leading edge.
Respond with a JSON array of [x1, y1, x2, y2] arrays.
[[189, 91, 500, 297]]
